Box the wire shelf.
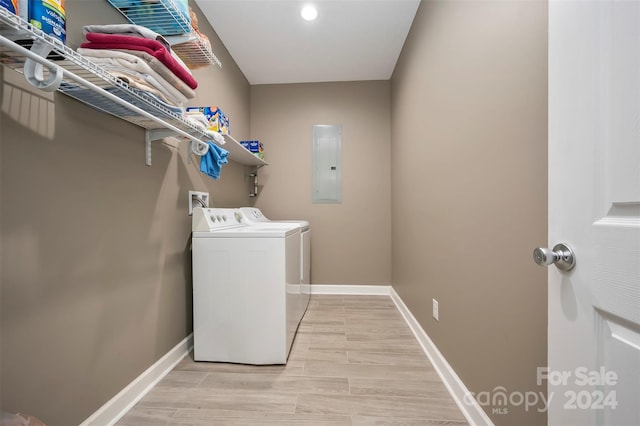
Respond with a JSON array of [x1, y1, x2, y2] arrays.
[[105, 0, 221, 68], [0, 8, 265, 166], [169, 33, 222, 69], [106, 0, 191, 35]]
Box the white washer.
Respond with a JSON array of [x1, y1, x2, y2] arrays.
[[238, 207, 311, 317], [191, 208, 301, 365]]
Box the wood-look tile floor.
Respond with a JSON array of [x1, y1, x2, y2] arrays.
[[117, 295, 468, 425]]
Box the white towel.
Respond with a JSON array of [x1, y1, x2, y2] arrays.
[[184, 111, 210, 128], [184, 113, 227, 143], [77, 47, 195, 100], [209, 131, 225, 145], [82, 58, 187, 106]]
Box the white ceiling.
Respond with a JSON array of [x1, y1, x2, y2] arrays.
[[194, 0, 421, 85]]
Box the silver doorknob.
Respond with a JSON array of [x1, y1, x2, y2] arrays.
[[533, 243, 576, 271]]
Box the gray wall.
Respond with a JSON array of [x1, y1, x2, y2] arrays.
[[391, 1, 548, 425], [0, 1, 252, 424], [250, 81, 391, 285], [2, 1, 549, 425]]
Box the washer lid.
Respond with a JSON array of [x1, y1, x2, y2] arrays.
[[275, 220, 310, 231], [193, 225, 300, 238], [238, 207, 269, 222], [238, 207, 310, 230], [243, 222, 303, 231]]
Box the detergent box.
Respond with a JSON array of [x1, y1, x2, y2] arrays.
[[1, 0, 27, 19], [0, 0, 20, 15], [186, 106, 230, 135], [29, 0, 66, 44], [240, 140, 264, 160], [220, 112, 230, 135]]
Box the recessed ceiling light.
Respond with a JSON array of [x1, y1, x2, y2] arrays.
[[301, 5, 318, 21]]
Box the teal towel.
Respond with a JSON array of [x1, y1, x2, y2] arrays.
[[199, 142, 229, 180]]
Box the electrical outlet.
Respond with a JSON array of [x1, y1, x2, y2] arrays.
[[189, 191, 209, 215], [432, 299, 439, 321]]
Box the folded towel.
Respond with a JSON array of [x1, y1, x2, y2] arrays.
[[209, 131, 225, 145], [79, 52, 190, 106], [184, 114, 228, 142], [108, 70, 174, 104], [78, 48, 195, 100], [81, 25, 192, 72], [82, 24, 172, 50], [81, 33, 198, 89], [199, 141, 229, 180]]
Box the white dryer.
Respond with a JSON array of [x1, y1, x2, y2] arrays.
[[191, 208, 301, 365], [238, 207, 311, 317]]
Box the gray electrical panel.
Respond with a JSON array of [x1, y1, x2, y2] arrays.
[[312, 124, 342, 203]]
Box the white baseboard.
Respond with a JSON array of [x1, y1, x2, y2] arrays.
[[310, 284, 391, 295], [80, 334, 193, 426], [389, 288, 493, 426], [312, 284, 493, 425], [83, 287, 491, 426]]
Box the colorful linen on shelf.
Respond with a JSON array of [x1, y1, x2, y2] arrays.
[[80, 33, 198, 89], [82, 24, 171, 50]]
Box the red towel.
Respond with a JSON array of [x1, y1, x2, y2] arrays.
[[81, 33, 198, 90]]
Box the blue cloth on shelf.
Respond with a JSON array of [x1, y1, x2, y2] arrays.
[[199, 141, 229, 180]]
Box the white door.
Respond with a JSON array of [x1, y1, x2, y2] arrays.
[[547, 1, 640, 425]]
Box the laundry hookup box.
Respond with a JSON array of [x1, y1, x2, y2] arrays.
[[240, 140, 264, 160], [186, 106, 230, 135]]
